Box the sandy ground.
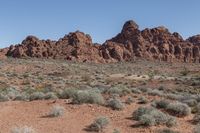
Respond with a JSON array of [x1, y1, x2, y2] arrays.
[[0, 59, 199, 133], [0, 100, 194, 133]]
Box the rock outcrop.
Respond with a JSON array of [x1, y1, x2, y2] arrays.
[[2, 20, 200, 63]]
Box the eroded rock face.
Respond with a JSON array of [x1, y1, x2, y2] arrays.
[[104, 20, 200, 63], [2, 20, 200, 63]]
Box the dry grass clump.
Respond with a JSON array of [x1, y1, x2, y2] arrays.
[[152, 99, 170, 109], [158, 128, 179, 133], [71, 90, 105, 105], [11, 126, 36, 133], [132, 107, 177, 127], [87, 116, 110, 132], [166, 102, 191, 117], [48, 105, 65, 117], [107, 98, 124, 110], [29, 92, 45, 101]]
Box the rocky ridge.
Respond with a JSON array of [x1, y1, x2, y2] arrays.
[[1, 20, 200, 63]]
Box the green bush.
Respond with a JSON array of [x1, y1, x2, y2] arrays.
[[152, 99, 170, 109], [165, 93, 183, 100], [0, 94, 9, 102], [88, 116, 110, 132], [0, 87, 20, 100], [59, 88, 78, 99], [181, 99, 198, 107], [166, 102, 191, 117], [14, 93, 30, 101], [148, 89, 163, 96], [132, 107, 176, 127], [72, 90, 105, 105], [44, 92, 58, 100], [131, 88, 142, 94], [29, 92, 45, 101], [107, 98, 124, 110], [105, 86, 131, 96]]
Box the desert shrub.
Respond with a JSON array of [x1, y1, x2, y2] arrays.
[[44, 92, 58, 100], [113, 129, 120, 133], [22, 87, 36, 95], [107, 98, 124, 110], [59, 88, 78, 99], [0, 87, 20, 100], [139, 87, 152, 93], [138, 96, 148, 104], [131, 88, 142, 94], [181, 99, 197, 107], [193, 103, 200, 114], [11, 126, 36, 133], [158, 128, 179, 133], [180, 67, 189, 76], [72, 90, 105, 105], [87, 116, 110, 132], [166, 117, 177, 127], [14, 93, 30, 101], [48, 105, 65, 117], [148, 89, 163, 97], [105, 86, 131, 96], [29, 92, 45, 101], [132, 107, 176, 127], [0, 94, 9, 102], [165, 93, 184, 100], [125, 97, 134, 105], [152, 99, 170, 109], [193, 125, 200, 133], [157, 86, 166, 91], [192, 114, 200, 124], [166, 102, 191, 117]]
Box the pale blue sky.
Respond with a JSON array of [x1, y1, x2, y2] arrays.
[[0, 0, 200, 48]]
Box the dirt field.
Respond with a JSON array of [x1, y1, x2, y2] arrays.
[[0, 58, 200, 133]]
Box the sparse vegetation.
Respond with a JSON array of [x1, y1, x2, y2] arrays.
[[29, 92, 45, 101], [0, 55, 199, 132], [107, 98, 124, 110], [113, 129, 120, 133], [71, 90, 105, 105], [0, 94, 9, 102], [158, 128, 179, 133], [148, 89, 163, 96], [87, 116, 110, 132], [48, 105, 65, 117], [105, 86, 131, 96], [166, 102, 191, 117], [11, 126, 36, 133], [193, 125, 200, 133], [152, 99, 170, 109], [44, 92, 58, 100], [138, 96, 148, 104], [125, 96, 134, 104], [132, 107, 176, 127]]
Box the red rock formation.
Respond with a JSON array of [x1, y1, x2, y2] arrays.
[[2, 20, 200, 63]]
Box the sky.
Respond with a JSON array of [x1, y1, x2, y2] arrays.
[[0, 0, 200, 48]]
